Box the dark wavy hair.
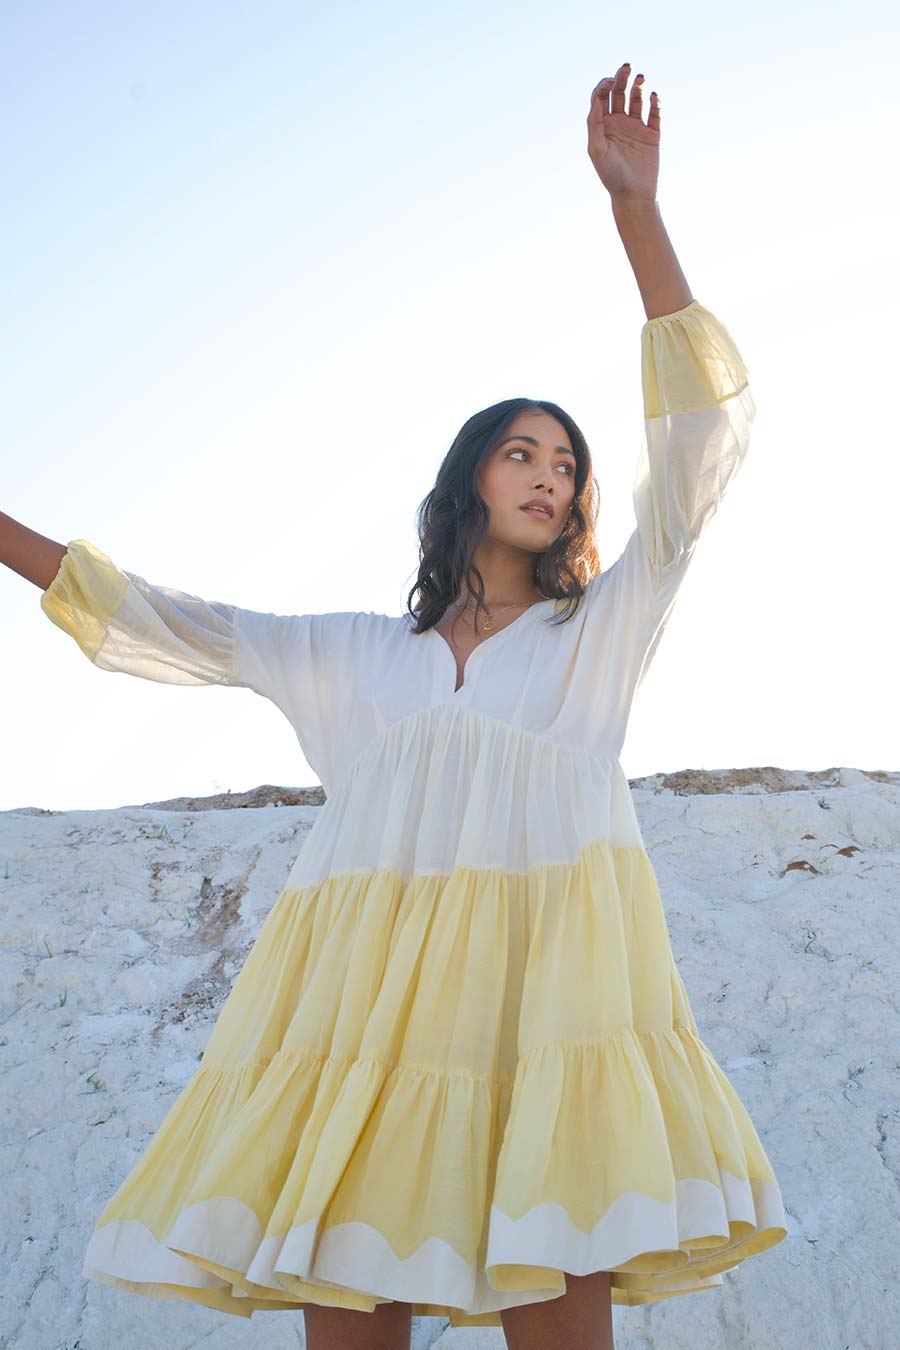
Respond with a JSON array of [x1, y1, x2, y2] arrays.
[[405, 397, 602, 635]]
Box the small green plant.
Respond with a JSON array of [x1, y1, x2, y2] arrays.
[[57, 989, 67, 1006]]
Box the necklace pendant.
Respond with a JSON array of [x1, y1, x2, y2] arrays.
[[483, 619, 494, 632]]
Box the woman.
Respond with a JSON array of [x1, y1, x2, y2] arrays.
[[3, 61, 786, 1350]]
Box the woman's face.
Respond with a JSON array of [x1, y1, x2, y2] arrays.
[[475, 409, 577, 551]]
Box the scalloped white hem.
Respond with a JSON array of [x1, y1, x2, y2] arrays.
[[83, 1165, 786, 1318]]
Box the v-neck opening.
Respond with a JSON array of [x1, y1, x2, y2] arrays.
[[429, 598, 555, 696]]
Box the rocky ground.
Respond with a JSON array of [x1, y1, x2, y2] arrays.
[[1, 765, 897, 1349]]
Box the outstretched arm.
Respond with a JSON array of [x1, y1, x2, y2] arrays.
[[582, 61, 754, 581], [573, 73, 755, 716], [587, 61, 693, 321], [0, 510, 66, 590]]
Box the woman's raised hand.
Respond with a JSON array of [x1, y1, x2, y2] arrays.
[[587, 62, 660, 201]]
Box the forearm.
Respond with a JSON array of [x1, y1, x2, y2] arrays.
[[611, 194, 693, 322], [0, 510, 66, 590]]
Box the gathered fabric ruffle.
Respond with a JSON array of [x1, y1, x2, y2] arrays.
[[82, 842, 787, 1324], [285, 704, 642, 890], [640, 298, 750, 420]]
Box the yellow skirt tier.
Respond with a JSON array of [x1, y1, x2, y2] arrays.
[[82, 838, 787, 1325]]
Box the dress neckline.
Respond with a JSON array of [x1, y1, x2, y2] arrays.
[[428, 597, 555, 696]]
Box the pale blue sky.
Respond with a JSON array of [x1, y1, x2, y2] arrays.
[[3, 1, 897, 810]]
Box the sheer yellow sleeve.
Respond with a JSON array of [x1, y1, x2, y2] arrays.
[[40, 538, 237, 686], [632, 298, 755, 575]]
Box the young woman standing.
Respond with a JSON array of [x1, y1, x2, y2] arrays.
[[4, 61, 786, 1350]]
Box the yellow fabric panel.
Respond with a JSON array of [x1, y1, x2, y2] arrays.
[[39, 535, 239, 685], [641, 299, 750, 419], [84, 841, 786, 1322], [39, 537, 130, 663]]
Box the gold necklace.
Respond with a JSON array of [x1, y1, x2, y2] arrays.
[[450, 597, 541, 633]]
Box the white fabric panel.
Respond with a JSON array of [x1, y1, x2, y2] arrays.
[[632, 385, 755, 576], [284, 703, 645, 888], [83, 1193, 732, 1318], [83, 1171, 793, 1319], [40, 539, 387, 796]]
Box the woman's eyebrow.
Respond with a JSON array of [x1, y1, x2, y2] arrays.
[[497, 435, 576, 458]]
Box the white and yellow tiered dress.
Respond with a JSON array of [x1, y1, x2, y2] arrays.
[[40, 298, 787, 1326]]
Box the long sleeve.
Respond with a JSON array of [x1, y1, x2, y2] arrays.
[[622, 298, 755, 690], [631, 297, 754, 575], [40, 539, 239, 687], [573, 299, 755, 744], [38, 539, 384, 792]]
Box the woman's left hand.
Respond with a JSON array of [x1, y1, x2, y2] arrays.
[[587, 62, 660, 201]]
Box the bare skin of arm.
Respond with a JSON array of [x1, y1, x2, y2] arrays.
[[588, 62, 693, 320], [0, 510, 66, 590]]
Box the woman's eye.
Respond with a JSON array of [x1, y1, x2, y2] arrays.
[[509, 448, 574, 475]]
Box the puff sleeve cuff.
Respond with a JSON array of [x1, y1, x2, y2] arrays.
[[632, 298, 755, 575], [40, 538, 237, 686]]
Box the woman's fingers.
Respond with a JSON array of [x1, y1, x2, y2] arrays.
[[590, 62, 658, 128], [590, 76, 613, 118], [610, 62, 630, 115]]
